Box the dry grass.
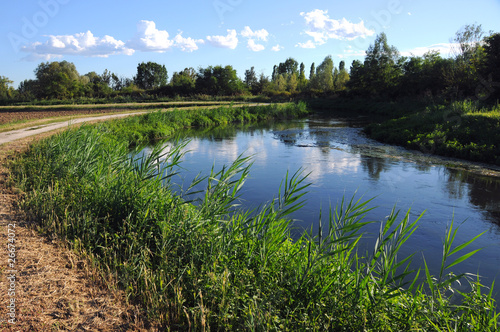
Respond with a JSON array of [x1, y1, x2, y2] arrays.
[[0, 133, 160, 331]]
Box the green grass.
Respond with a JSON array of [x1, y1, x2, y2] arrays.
[[9, 103, 499, 330], [364, 101, 500, 165], [104, 102, 309, 147]]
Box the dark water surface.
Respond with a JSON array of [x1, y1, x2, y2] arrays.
[[147, 114, 500, 302]]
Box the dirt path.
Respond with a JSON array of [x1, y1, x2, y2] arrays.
[[0, 111, 147, 146], [0, 112, 161, 331]]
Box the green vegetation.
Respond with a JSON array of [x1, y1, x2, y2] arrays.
[[10, 104, 498, 330], [104, 102, 308, 147], [365, 101, 500, 165]]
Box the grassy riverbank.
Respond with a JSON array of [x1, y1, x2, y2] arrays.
[[10, 103, 498, 330], [363, 100, 500, 165]]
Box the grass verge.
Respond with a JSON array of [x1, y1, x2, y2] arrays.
[[364, 100, 500, 165], [8, 102, 499, 330]]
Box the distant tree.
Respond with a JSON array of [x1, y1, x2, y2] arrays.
[[363, 32, 401, 95], [315, 56, 334, 92], [134, 62, 168, 90], [34, 61, 81, 99], [298, 62, 308, 91], [481, 33, 500, 100], [244, 66, 258, 93], [309, 63, 316, 81], [0, 76, 15, 100], [347, 60, 366, 94], [334, 60, 349, 91], [254, 73, 270, 94], [111, 74, 133, 91], [277, 58, 299, 77], [17, 79, 38, 100], [445, 24, 486, 98], [171, 67, 197, 95], [287, 73, 298, 93], [82, 70, 113, 97], [196, 65, 244, 95]]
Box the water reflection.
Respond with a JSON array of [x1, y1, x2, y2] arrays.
[[444, 169, 500, 228]]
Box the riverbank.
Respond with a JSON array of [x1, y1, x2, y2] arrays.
[[7, 103, 498, 330], [307, 98, 500, 167]]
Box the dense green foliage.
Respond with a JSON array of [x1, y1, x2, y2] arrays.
[[10, 104, 499, 330], [365, 101, 500, 165], [134, 61, 169, 90]]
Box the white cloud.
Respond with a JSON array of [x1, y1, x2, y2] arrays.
[[271, 44, 284, 52], [337, 45, 366, 58], [127, 20, 174, 52], [21, 30, 134, 60], [400, 43, 456, 57], [296, 40, 316, 49], [206, 29, 238, 49], [247, 39, 265, 52], [300, 9, 375, 47], [240, 26, 269, 41], [173, 33, 204, 52]]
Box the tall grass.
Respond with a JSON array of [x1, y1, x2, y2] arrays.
[[105, 102, 309, 147], [10, 104, 498, 330]]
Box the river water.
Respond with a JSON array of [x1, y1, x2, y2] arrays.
[[148, 114, 500, 303]]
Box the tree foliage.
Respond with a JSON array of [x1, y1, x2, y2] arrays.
[[34, 61, 81, 99], [134, 62, 168, 90], [196, 65, 245, 95]]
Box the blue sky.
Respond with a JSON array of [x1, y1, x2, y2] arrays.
[[2, 0, 500, 87]]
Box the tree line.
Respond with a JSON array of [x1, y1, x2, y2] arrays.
[[1, 24, 499, 104]]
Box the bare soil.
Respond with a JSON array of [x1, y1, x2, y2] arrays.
[[0, 113, 161, 331]]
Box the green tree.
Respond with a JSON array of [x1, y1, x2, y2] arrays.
[[244, 66, 258, 94], [171, 67, 197, 95], [446, 24, 486, 98], [277, 58, 299, 77], [196, 65, 244, 95], [134, 62, 168, 90], [34, 61, 81, 99], [315, 56, 334, 92], [347, 60, 365, 94], [82, 70, 113, 97], [298, 62, 308, 91], [0, 76, 15, 100], [363, 32, 401, 96], [480, 32, 500, 101], [334, 60, 350, 91]]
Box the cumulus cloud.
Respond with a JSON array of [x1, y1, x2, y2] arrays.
[[21, 31, 134, 60], [296, 40, 316, 49], [240, 26, 269, 52], [173, 33, 205, 52], [300, 9, 374, 46], [206, 29, 238, 49], [127, 20, 174, 52], [240, 26, 269, 41], [247, 39, 265, 52], [21, 20, 205, 59], [271, 44, 284, 52]]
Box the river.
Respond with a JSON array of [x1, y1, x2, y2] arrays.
[[145, 113, 500, 303]]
